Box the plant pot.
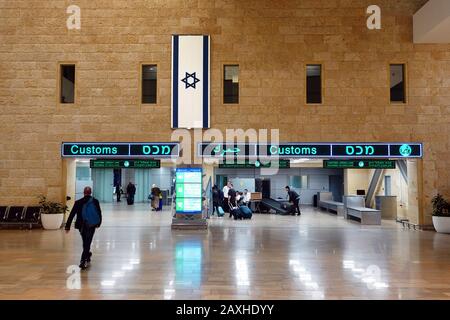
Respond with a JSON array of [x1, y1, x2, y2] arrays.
[[41, 213, 64, 230], [432, 216, 450, 234]]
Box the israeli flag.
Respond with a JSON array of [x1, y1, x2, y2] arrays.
[[172, 35, 210, 129]]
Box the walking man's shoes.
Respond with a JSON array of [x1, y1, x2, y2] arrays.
[[79, 260, 88, 270]]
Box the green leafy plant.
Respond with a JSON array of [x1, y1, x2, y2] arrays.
[[38, 195, 68, 215], [431, 194, 450, 217]]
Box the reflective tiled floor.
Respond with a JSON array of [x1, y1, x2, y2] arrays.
[[0, 203, 449, 300]]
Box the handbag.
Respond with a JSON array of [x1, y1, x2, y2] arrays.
[[148, 194, 153, 200]]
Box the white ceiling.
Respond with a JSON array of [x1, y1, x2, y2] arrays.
[[414, 0, 450, 43]]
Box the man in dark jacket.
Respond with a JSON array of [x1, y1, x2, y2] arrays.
[[65, 186, 102, 269], [115, 184, 121, 202], [212, 185, 222, 216], [285, 186, 301, 216], [126, 182, 136, 205]]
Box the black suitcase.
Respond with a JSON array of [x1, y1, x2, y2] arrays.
[[231, 208, 242, 220], [281, 203, 295, 215]]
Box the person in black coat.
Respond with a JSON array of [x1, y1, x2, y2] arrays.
[[65, 186, 102, 269], [115, 184, 121, 202], [212, 185, 223, 216], [126, 182, 136, 205], [285, 186, 301, 216]]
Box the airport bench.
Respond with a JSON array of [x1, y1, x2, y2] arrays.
[[319, 200, 344, 217], [0, 206, 42, 229], [317, 192, 344, 216], [346, 206, 381, 225]]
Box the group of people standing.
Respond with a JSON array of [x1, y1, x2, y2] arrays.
[[114, 182, 163, 211], [212, 181, 251, 217], [211, 181, 302, 217], [115, 182, 136, 205]]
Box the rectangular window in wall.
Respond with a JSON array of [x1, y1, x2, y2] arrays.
[[390, 64, 406, 103], [224, 65, 239, 104], [290, 175, 308, 189], [60, 64, 75, 104], [306, 64, 322, 104], [142, 64, 157, 104]]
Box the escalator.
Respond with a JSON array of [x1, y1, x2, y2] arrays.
[[260, 198, 290, 215]]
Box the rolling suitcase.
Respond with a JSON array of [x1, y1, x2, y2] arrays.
[[239, 205, 252, 219], [231, 208, 242, 220], [217, 206, 225, 217]]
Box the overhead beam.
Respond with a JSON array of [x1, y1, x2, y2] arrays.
[[365, 169, 383, 208]]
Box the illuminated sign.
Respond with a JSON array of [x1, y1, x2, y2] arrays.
[[198, 143, 256, 158], [199, 142, 422, 159], [89, 159, 161, 169], [323, 160, 396, 169], [264, 144, 331, 157], [175, 168, 203, 214], [218, 159, 290, 169], [61, 142, 179, 158]]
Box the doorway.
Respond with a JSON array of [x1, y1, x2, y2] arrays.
[[384, 175, 392, 196], [329, 175, 344, 202]]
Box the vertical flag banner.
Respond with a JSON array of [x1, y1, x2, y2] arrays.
[[172, 35, 210, 129]]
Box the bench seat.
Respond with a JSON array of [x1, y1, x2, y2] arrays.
[[346, 206, 381, 225], [319, 200, 344, 217]]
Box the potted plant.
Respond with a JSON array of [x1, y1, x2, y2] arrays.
[[38, 196, 68, 230], [431, 194, 450, 234]]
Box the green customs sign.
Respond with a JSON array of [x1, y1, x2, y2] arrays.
[[61, 142, 179, 158], [89, 159, 160, 169], [218, 159, 290, 169], [198, 142, 423, 159], [323, 160, 396, 169]]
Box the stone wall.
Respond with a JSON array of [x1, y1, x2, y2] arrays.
[[0, 0, 449, 225]]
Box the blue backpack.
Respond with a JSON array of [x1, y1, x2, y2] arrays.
[[82, 197, 100, 227]]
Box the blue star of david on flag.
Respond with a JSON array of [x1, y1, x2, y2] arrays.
[[181, 72, 200, 89]]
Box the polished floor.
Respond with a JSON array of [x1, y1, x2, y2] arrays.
[[0, 202, 449, 300]]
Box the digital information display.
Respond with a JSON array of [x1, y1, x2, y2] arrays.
[[199, 142, 422, 159], [175, 183, 202, 198], [219, 159, 290, 169], [61, 142, 180, 158], [323, 160, 396, 169], [90, 159, 161, 169], [175, 168, 203, 214]]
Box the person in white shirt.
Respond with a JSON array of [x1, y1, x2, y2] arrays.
[[223, 181, 232, 213], [243, 189, 251, 206]]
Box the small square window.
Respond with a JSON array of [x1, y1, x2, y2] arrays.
[[390, 64, 406, 103], [60, 65, 75, 104], [224, 65, 239, 104], [306, 65, 322, 104], [142, 65, 157, 104]]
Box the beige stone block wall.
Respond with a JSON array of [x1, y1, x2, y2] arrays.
[[0, 0, 449, 225], [344, 169, 370, 196]]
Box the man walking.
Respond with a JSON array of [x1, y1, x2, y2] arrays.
[[127, 181, 136, 205], [115, 183, 121, 202], [285, 186, 301, 216], [65, 186, 102, 270]]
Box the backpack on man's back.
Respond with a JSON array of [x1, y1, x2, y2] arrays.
[[82, 197, 100, 227]]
